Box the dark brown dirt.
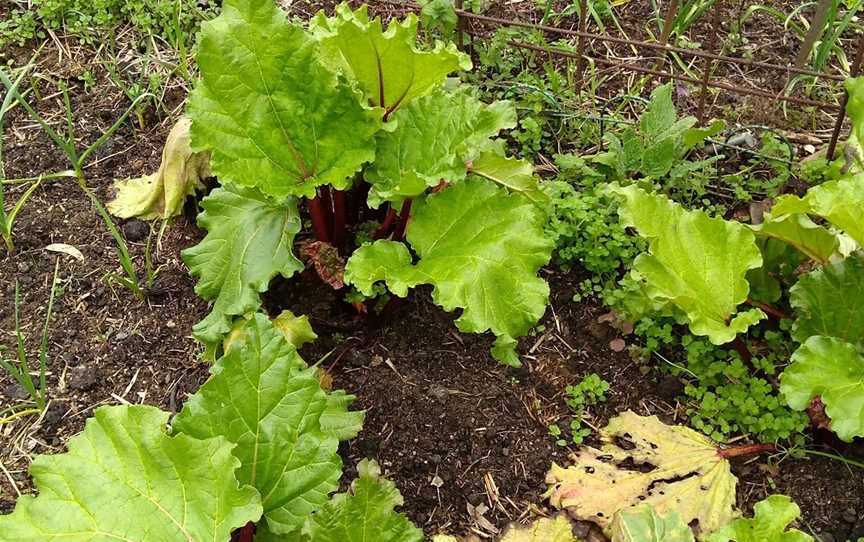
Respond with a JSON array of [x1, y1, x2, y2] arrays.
[[1, 5, 863, 541]]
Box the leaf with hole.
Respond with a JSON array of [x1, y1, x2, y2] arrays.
[[545, 411, 737, 537]]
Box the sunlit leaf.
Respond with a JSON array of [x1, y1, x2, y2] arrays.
[[780, 335, 864, 442], [188, 0, 381, 199], [182, 184, 303, 348], [311, 3, 470, 114], [707, 495, 812, 542], [609, 185, 765, 344], [0, 405, 262, 541], [365, 89, 515, 207], [173, 313, 363, 534]]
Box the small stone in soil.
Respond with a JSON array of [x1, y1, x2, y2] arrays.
[[122, 219, 150, 242], [2, 383, 29, 400], [68, 368, 98, 391], [427, 384, 449, 403]]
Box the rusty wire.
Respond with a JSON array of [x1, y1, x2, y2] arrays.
[[454, 9, 847, 82], [486, 38, 840, 111], [373, 0, 859, 146]]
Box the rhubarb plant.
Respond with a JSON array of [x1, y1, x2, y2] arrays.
[[610, 181, 864, 440], [165, 0, 552, 365], [0, 313, 422, 542]]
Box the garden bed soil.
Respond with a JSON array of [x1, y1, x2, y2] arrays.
[[1, 7, 864, 540]]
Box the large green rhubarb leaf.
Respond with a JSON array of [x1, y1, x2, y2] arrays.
[[609, 185, 765, 344], [188, 0, 381, 199], [173, 313, 363, 535], [780, 335, 864, 441], [0, 405, 262, 541], [771, 173, 864, 247], [298, 459, 423, 542], [470, 152, 549, 208], [611, 506, 695, 542], [789, 256, 864, 345], [345, 178, 553, 366], [545, 411, 737, 537], [311, 3, 470, 114], [365, 89, 516, 207], [749, 213, 838, 265], [182, 185, 303, 347], [707, 495, 812, 542]]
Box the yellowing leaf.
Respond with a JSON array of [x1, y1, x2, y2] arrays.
[[223, 310, 318, 353], [273, 310, 318, 348], [108, 117, 210, 220], [545, 411, 737, 537], [500, 515, 579, 542]]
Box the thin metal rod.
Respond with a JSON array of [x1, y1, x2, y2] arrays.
[[652, 0, 681, 74], [455, 9, 846, 82], [696, 2, 722, 122], [499, 37, 840, 111], [455, 0, 465, 51], [574, 0, 589, 91], [658, 0, 681, 48], [827, 33, 864, 159]]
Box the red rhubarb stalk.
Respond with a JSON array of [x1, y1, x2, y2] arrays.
[[373, 206, 397, 239], [237, 522, 255, 542], [392, 199, 413, 242], [717, 443, 776, 458], [308, 193, 332, 243], [332, 189, 347, 250], [746, 298, 788, 320]]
